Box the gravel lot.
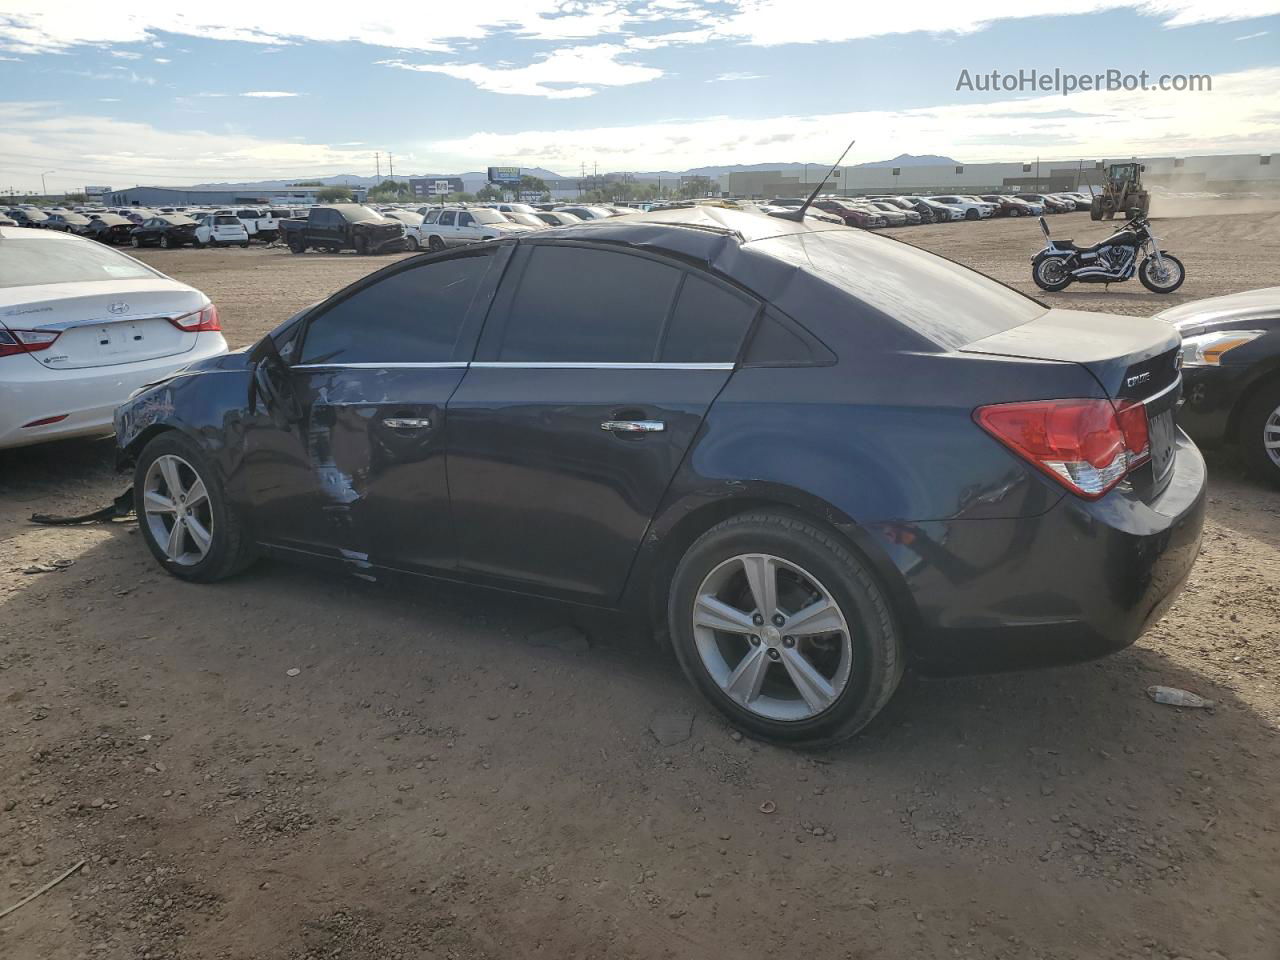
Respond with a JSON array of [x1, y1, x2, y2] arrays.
[[2, 211, 1278, 960]]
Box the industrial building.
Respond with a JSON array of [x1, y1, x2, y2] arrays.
[[102, 184, 368, 207], [722, 152, 1279, 199]]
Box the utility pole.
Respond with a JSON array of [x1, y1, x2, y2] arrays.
[[41, 169, 55, 198], [388, 153, 394, 179], [375, 153, 381, 179]]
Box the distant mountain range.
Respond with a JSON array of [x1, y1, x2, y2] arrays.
[[186, 155, 960, 191]]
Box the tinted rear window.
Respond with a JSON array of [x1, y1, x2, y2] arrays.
[[0, 237, 156, 288], [753, 230, 1045, 349], [496, 246, 681, 362], [214, 216, 240, 225]]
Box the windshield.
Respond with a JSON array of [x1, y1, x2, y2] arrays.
[[337, 205, 385, 223], [469, 208, 506, 224], [0, 236, 158, 288], [753, 229, 1046, 350]]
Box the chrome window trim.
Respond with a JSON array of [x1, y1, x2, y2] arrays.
[[292, 362, 469, 370], [470, 361, 734, 370]]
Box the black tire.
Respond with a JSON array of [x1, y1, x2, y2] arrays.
[[1032, 253, 1072, 291], [964, 208, 978, 221], [667, 512, 903, 747], [406, 235, 420, 252], [1138, 253, 1185, 294], [133, 432, 256, 583], [240, 241, 250, 249], [1008, 207, 1021, 217], [354, 235, 369, 255], [130, 235, 141, 247], [288, 238, 305, 254], [427, 235, 445, 253], [159, 234, 172, 249], [1090, 198, 1103, 221], [192, 237, 205, 249], [1237, 378, 1280, 489]]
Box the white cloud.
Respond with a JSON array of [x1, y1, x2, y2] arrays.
[[109, 50, 142, 59], [241, 90, 301, 98], [708, 71, 765, 82], [425, 66, 1280, 171], [0, 100, 377, 189], [0, 0, 1276, 58], [154, 57, 171, 64], [0, 55, 22, 61], [1235, 29, 1270, 39], [379, 43, 662, 98]]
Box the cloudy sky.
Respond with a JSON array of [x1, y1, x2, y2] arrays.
[[0, 1, 1277, 191]]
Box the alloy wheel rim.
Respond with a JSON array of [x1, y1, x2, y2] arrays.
[[692, 553, 853, 722], [143, 454, 214, 566], [1040, 258, 1067, 284], [1265, 405, 1280, 469], [1147, 259, 1182, 289]]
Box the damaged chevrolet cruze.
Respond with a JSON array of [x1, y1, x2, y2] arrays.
[[114, 206, 1206, 746]]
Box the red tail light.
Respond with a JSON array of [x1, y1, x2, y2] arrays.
[[975, 397, 1151, 499], [168, 304, 220, 333], [0, 328, 61, 358]]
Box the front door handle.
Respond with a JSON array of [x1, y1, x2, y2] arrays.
[[601, 419, 665, 434], [383, 417, 432, 429]]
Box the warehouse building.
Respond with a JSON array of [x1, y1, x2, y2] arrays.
[[103, 184, 367, 207], [723, 152, 1279, 199]]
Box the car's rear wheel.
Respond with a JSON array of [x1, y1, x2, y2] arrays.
[[159, 234, 172, 249], [354, 235, 369, 255], [288, 237, 305, 254], [240, 240, 250, 248], [134, 432, 256, 583], [130, 235, 141, 247], [428, 236, 445, 252], [1238, 379, 1280, 489], [668, 512, 902, 746], [406, 235, 420, 252], [1033, 254, 1072, 291], [1008, 207, 1021, 217]]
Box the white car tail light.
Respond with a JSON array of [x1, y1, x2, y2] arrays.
[[167, 304, 221, 333], [0, 328, 61, 358]]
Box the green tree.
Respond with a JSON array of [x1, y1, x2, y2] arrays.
[[64, 191, 88, 203], [292, 180, 325, 187], [475, 185, 501, 201], [519, 175, 548, 196], [317, 186, 353, 203]]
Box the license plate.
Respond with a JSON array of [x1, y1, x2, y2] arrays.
[[1149, 408, 1176, 480]]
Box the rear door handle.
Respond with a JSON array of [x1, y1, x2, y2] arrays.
[[383, 417, 432, 429], [600, 419, 665, 434]]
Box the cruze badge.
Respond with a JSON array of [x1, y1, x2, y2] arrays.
[[1127, 371, 1152, 388]]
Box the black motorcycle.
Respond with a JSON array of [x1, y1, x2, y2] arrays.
[[1031, 214, 1185, 294]]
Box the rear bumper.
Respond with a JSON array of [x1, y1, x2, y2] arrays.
[[881, 433, 1207, 674], [0, 335, 229, 449]]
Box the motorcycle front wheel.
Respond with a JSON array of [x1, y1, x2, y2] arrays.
[[1138, 253, 1185, 294], [1032, 254, 1072, 292]]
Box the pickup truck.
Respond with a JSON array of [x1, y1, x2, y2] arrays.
[[280, 205, 407, 255]]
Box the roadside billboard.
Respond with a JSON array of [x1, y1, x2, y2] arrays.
[[487, 166, 521, 184]]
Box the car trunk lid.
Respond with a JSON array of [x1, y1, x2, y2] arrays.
[[0, 280, 205, 371], [963, 308, 1183, 495]]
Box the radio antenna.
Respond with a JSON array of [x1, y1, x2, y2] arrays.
[[770, 138, 855, 223]]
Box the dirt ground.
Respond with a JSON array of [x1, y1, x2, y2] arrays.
[[2, 211, 1278, 960]]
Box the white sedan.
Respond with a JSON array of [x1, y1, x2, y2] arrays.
[[0, 226, 227, 449]]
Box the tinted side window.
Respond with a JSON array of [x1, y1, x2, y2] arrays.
[[439, 211, 455, 226], [497, 246, 680, 363], [660, 275, 757, 363], [458, 212, 473, 226], [299, 253, 492, 365], [423, 210, 440, 224]]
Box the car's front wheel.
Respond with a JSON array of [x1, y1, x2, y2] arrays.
[[1239, 378, 1280, 489], [668, 512, 902, 746], [134, 432, 256, 582]]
